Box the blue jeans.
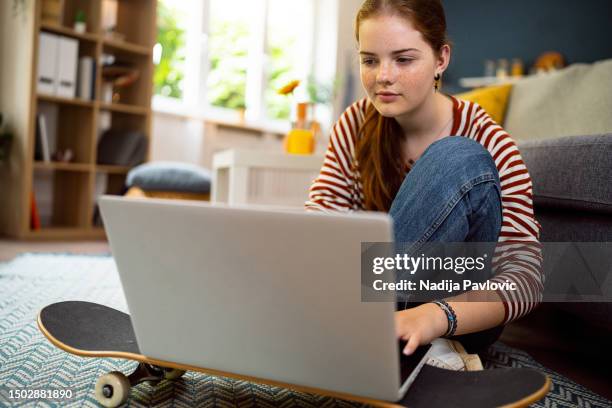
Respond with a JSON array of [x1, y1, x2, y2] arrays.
[[390, 136, 503, 352]]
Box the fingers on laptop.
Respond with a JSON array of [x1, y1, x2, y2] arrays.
[[402, 334, 420, 355]]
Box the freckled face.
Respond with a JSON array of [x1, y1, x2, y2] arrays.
[[358, 14, 439, 117]]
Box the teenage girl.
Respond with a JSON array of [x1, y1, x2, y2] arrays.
[[306, 0, 542, 356]]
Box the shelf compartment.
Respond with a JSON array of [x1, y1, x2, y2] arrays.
[[37, 101, 96, 164], [113, 0, 155, 48], [100, 50, 153, 108], [61, 0, 102, 36], [76, 35, 99, 60], [35, 30, 98, 103], [32, 168, 91, 229], [95, 110, 148, 168], [99, 110, 149, 135]]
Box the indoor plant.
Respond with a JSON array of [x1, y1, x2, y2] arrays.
[[74, 10, 87, 33]]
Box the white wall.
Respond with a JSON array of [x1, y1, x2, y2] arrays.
[[151, 113, 206, 166], [332, 0, 366, 119]]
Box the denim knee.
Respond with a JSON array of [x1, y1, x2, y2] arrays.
[[420, 136, 499, 184], [391, 136, 501, 210], [407, 136, 501, 204], [390, 136, 502, 245]]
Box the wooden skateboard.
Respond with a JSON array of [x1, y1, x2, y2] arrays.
[[37, 301, 550, 407]]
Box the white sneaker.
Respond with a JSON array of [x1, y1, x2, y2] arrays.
[[425, 338, 483, 371]]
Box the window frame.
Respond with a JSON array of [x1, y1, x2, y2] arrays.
[[153, 0, 327, 130]]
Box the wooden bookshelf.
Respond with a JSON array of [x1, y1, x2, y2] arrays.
[[99, 102, 148, 116], [0, 0, 156, 240], [38, 93, 96, 108], [40, 22, 100, 43], [27, 227, 106, 240], [96, 164, 131, 174], [103, 38, 152, 56], [34, 161, 93, 172]]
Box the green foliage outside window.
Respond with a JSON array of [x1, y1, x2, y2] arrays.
[[207, 21, 248, 109], [154, 1, 186, 99], [207, 19, 299, 119]]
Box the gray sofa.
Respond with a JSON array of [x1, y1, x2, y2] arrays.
[[502, 59, 612, 329], [519, 134, 611, 328]]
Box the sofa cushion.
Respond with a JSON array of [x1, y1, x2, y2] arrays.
[[126, 161, 212, 194], [518, 134, 612, 214], [504, 58, 612, 141], [455, 84, 513, 125]]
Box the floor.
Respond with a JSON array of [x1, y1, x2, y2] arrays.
[[500, 303, 612, 400], [1, 239, 610, 401], [0, 240, 111, 261]]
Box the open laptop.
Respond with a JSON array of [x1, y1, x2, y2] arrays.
[[98, 195, 432, 402]]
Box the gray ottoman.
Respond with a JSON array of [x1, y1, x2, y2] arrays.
[[125, 161, 211, 200]]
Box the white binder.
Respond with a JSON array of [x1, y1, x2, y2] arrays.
[[37, 33, 59, 95], [37, 114, 51, 162], [77, 57, 94, 100], [56, 37, 79, 98]]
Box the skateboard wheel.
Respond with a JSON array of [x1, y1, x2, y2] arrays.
[[163, 368, 186, 380], [95, 371, 131, 408]]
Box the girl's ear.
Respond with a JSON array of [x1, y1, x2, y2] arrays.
[[436, 44, 451, 75]]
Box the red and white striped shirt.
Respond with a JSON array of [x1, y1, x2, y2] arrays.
[[306, 96, 543, 324]]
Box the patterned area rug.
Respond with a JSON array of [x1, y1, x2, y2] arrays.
[[0, 254, 610, 407]]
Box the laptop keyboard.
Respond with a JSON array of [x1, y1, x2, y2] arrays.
[[399, 341, 432, 383]]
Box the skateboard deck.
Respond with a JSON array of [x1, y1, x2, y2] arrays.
[[38, 301, 550, 407]]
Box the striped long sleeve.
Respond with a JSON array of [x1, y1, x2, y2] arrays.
[[305, 99, 368, 212], [306, 97, 543, 324], [459, 101, 543, 322]]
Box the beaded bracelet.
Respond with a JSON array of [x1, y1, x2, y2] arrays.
[[431, 300, 457, 337]]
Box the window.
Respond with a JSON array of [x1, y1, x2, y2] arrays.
[[154, 1, 187, 99], [265, 0, 314, 120], [206, 0, 250, 110], [153, 0, 333, 126], [154, 0, 204, 110]]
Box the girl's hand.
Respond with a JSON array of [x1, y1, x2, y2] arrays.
[[394, 303, 448, 355]]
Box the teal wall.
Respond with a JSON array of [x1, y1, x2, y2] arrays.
[[442, 0, 612, 91]]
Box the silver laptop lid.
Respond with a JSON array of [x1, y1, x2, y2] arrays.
[[99, 196, 400, 400]]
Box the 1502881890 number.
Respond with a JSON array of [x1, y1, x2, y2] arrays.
[[1, 387, 76, 402]]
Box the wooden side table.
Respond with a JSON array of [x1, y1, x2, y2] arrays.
[[212, 149, 324, 207]]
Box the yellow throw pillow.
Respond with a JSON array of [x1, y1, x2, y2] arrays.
[[455, 84, 513, 125]]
